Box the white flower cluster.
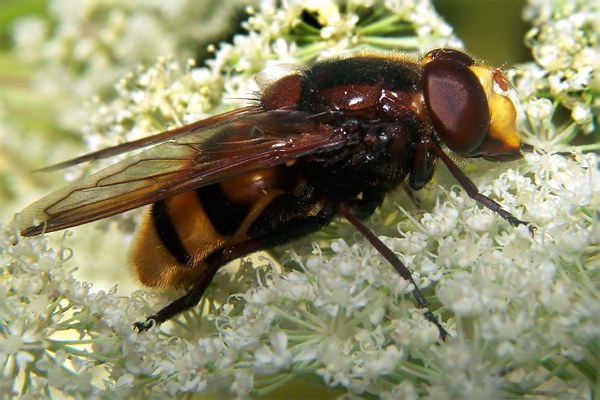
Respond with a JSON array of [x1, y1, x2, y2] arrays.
[[12, 0, 250, 131], [0, 227, 142, 398], [3, 144, 597, 398], [515, 0, 599, 133]]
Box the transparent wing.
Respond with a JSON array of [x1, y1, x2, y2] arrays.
[[18, 108, 346, 236], [34, 106, 260, 172]]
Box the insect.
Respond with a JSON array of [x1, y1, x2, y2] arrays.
[[17, 48, 528, 339]]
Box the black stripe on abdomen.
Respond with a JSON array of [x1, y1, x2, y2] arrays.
[[196, 185, 249, 237], [151, 200, 191, 265]]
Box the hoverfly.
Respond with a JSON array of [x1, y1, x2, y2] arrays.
[[17, 48, 528, 339]]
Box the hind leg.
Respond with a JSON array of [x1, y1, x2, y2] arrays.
[[134, 206, 336, 331]]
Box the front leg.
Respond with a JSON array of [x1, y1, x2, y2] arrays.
[[413, 138, 530, 229]]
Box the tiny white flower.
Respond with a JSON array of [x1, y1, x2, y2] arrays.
[[526, 97, 553, 121], [254, 331, 292, 371]]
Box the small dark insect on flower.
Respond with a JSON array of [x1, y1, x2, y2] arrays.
[[17, 48, 529, 340]]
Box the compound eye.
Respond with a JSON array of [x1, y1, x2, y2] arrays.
[[423, 59, 489, 155]]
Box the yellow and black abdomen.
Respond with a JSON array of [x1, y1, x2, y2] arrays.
[[131, 167, 288, 288]]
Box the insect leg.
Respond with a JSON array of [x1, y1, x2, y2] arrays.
[[427, 141, 530, 229], [134, 238, 263, 332], [135, 204, 337, 332], [339, 205, 449, 341]]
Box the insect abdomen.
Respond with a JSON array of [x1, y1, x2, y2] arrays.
[[131, 168, 286, 288]]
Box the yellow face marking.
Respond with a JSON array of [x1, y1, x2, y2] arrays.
[[469, 66, 521, 155]]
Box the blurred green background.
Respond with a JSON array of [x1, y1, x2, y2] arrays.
[[434, 0, 530, 63]]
